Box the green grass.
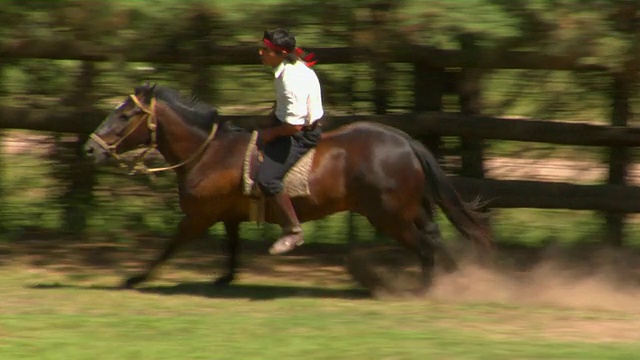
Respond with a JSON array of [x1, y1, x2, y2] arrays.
[[1, 260, 640, 360]]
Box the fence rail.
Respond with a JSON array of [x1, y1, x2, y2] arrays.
[[2, 107, 639, 147], [2, 106, 640, 214]]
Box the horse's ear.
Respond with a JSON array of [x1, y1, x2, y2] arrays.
[[134, 82, 146, 95], [139, 82, 156, 99]]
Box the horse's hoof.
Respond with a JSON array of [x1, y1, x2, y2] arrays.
[[121, 275, 147, 289], [213, 274, 234, 287]]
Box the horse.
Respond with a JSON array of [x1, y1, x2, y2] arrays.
[[83, 84, 491, 290]]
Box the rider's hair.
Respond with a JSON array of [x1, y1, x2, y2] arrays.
[[263, 28, 298, 63]]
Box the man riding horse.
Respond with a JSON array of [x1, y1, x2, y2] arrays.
[[82, 29, 491, 290], [257, 28, 323, 255]]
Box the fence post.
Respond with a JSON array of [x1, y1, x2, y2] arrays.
[[369, 2, 393, 115], [458, 33, 486, 179], [455, 34, 493, 245], [0, 62, 6, 232], [345, 6, 370, 244], [413, 63, 445, 160], [56, 61, 98, 236], [605, 73, 631, 246]]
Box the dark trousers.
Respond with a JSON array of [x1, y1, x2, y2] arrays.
[[256, 123, 321, 196]]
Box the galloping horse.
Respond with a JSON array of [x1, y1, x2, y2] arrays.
[[84, 84, 491, 290]]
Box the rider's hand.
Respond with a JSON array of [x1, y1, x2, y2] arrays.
[[258, 123, 304, 146], [258, 128, 277, 145]]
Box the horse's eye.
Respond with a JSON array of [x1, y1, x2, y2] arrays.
[[119, 113, 129, 121]]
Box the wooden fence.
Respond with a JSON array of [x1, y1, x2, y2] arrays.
[[0, 41, 638, 244]]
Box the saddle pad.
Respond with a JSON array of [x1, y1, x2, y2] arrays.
[[242, 131, 315, 198]]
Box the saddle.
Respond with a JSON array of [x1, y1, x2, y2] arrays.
[[242, 131, 316, 221]]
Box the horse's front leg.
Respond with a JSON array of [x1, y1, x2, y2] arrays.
[[123, 215, 212, 289], [213, 221, 240, 286]]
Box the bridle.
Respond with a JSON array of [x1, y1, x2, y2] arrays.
[[89, 93, 218, 175]]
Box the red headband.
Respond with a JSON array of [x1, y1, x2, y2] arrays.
[[263, 38, 317, 67]]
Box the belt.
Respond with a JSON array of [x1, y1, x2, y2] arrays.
[[302, 121, 321, 131]]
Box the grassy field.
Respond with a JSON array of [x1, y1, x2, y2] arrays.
[[2, 240, 640, 360]]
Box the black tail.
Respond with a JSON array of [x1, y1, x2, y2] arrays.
[[408, 139, 492, 250]]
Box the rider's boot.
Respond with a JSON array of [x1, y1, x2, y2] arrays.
[[268, 192, 304, 255]]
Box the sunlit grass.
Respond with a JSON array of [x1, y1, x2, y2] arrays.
[[1, 263, 640, 360]]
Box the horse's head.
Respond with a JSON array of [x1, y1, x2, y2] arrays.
[[84, 84, 158, 164]]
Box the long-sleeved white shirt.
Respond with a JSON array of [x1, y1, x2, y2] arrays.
[[272, 60, 323, 126]]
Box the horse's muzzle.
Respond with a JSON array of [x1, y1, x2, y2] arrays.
[[83, 138, 109, 164]]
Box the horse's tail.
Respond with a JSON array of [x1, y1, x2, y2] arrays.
[[408, 139, 492, 250]]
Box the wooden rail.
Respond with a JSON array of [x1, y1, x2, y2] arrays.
[[3, 107, 640, 147]]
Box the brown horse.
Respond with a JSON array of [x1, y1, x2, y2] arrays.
[[83, 84, 491, 290]]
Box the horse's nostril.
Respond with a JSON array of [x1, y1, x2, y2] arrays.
[[84, 146, 95, 157]]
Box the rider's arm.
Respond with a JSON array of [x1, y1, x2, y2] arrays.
[[259, 122, 303, 144]]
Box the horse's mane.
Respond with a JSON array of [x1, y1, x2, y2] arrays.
[[135, 84, 249, 134]]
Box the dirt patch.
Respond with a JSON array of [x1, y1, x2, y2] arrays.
[[429, 260, 640, 312], [345, 244, 640, 342], [345, 244, 640, 311], [483, 157, 640, 185]]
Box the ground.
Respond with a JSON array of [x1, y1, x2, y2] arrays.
[[3, 233, 640, 346]]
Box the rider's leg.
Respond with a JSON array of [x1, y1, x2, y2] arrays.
[[256, 135, 306, 254]]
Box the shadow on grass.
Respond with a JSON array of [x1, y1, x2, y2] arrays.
[[27, 281, 370, 301], [140, 282, 370, 300]]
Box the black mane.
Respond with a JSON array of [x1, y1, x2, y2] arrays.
[[134, 84, 250, 134], [155, 86, 217, 132]]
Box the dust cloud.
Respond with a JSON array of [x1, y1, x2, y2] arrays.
[[347, 245, 640, 312]]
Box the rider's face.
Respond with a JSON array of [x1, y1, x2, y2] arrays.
[[259, 46, 287, 67]]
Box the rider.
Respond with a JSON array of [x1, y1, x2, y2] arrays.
[[256, 28, 323, 255]]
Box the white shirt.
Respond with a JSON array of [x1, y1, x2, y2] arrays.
[[273, 60, 324, 126]]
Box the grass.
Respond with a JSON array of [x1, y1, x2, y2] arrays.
[[2, 244, 640, 360], [3, 311, 638, 360]]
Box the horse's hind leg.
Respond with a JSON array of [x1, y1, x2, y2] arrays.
[[414, 204, 459, 273], [420, 221, 459, 274], [414, 228, 436, 289], [123, 215, 213, 289], [368, 216, 436, 290]]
